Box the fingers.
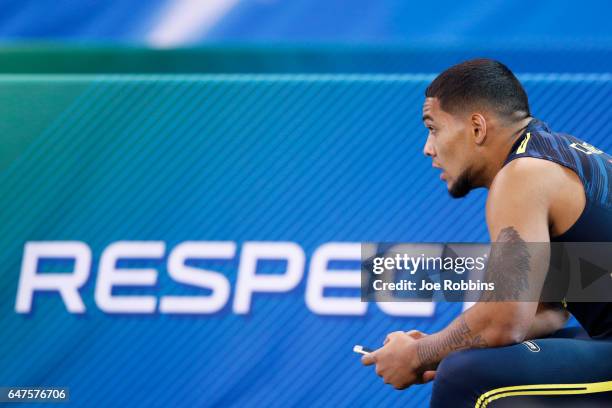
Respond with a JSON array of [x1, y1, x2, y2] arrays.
[[384, 330, 402, 345], [387, 331, 404, 341], [361, 351, 377, 366], [414, 370, 436, 384], [385, 329, 428, 345], [422, 370, 436, 383], [405, 330, 427, 339]]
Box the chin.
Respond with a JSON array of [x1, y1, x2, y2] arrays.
[[448, 177, 472, 198], [449, 189, 469, 199]]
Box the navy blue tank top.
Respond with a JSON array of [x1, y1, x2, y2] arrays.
[[504, 118, 612, 339]]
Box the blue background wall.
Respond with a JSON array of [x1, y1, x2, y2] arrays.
[[1, 74, 611, 407], [0, 2, 611, 407]]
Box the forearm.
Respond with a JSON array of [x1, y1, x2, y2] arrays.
[[415, 303, 533, 371], [413, 220, 550, 371]]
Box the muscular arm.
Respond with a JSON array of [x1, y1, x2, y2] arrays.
[[414, 158, 557, 371]]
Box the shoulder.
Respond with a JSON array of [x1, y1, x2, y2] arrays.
[[485, 158, 568, 241], [488, 157, 564, 208]]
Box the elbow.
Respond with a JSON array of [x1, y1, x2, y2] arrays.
[[478, 303, 537, 346], [490, 328, 527, 346], [558, 310, 571, 327], [470, 303, 538, 347], [485, 319, 531, 347]]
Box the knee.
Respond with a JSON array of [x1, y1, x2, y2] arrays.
[[430, 349, 493, 407], [436, 349, 487, 382]]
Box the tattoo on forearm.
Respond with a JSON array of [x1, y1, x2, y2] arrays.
[[416, 315, 488, 367], [416, 227, 532, 368], [481, 226, 530, 301]]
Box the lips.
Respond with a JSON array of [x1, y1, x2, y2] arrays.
[[432, 163, 445, 180]]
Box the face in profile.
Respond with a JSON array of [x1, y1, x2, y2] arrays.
[[422, 97, 475, 198]]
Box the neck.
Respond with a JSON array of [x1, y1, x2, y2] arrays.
[[481, 116, 533, 188]]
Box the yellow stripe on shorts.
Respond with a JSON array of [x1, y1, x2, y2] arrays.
[[475, 380, 612, 408]]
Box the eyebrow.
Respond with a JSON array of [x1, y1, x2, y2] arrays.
[[422, 114, 434, 122]]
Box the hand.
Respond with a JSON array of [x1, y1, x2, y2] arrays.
[[402, 330, 436, 383], [361, 331, 429, 390]]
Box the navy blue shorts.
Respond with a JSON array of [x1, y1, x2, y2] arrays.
[[430, 327, 612, 407]]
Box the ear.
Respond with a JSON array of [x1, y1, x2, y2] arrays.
[[471, 113, 487, 145]]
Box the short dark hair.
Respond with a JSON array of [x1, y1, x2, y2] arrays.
[[425, 58, 530, 121]]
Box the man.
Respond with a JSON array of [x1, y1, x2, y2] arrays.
[[362, 59, 612, 406]]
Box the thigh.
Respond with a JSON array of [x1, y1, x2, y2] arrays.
[[429, 338, 612, 408]]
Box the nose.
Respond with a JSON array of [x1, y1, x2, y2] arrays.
[[423, 134, 436, 157]]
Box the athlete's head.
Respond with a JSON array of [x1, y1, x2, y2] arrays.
[[422, 58, 531, 198]]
